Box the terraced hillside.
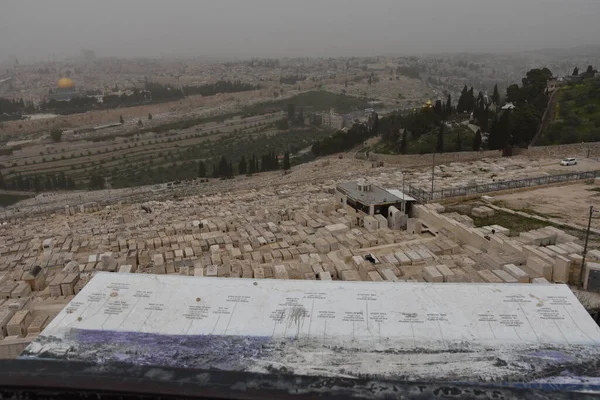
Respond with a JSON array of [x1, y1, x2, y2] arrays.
[[0, 91, 370, 190], [0, 112, 335, 189], [541, 78, 600, 145]]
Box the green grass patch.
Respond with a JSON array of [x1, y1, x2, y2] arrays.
[[471, 210, 549, 236], [468, 207, 600, 243], [446, 200, 600, 243], [0, 193, 32, 207], [540, 78, 600, 145]]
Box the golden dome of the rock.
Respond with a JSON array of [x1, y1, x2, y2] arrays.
[[57, 77, 74, 89]]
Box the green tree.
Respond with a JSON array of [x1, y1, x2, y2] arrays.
[[505, 84, 521, 104], [238, 156, 247, 175], [456, 85, 469, 114], [370, 111, 379, 135], [296, 107, 305, 126], [89, 174, 105, 190], [434, 100, 443, 116], [488, 113, 511, 150], [57, 172, 67, 189], [33, 175, 41, 192], [492, 84, 500, 105], [50, 128, 63, 142], [248, 154, 256, 174], [456, 130, 462, 152], [283, 151, 291, 170], [217, 156, 233, 178], [45, 175, 52, 190], [400, 129, 408, 154], [287, 103, 295, 120], [276, 119, 289, 130], [148, 113, 153, 120], [510, 104, 542, 147], [573, 67, 579, 76], [445, 94, 452, 117], [467, 87, 475, 113], [436, 123, 444, 152], [198, 161, 206, 178], [472, 129, 482, 151]]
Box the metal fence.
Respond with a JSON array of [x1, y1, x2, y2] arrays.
[[407, 170, 599, 203]]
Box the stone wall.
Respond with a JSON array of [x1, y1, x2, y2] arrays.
[[368, 141, 600, 166], [369, 150, 502, 166], [517, 142, 600, 159]]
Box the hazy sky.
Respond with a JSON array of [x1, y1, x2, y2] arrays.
[[1, 0, 599, 62]]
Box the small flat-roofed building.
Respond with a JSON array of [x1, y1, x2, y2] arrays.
[[336, 181, 404, 216], [385, 189, 417, 214]]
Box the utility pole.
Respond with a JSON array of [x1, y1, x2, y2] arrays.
[[402, 172, 405, 213], [579, 205, 597, 289], [430, 152, 435, 202]]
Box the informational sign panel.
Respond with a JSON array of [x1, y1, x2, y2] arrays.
[[22, 273, 600, 386]]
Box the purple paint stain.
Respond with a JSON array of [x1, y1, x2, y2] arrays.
[[526, 350, 574, 362], [46, 329, 276, 370]]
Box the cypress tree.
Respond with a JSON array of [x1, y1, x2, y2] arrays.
[[248, 155, 256, 174], [238, 156, 247, 175], [492, 84, 500, 105], [457, 85, 468, 113], [283, 151, 291, 170], [473, 129, 482, 151], [436, 123, 444, 153]]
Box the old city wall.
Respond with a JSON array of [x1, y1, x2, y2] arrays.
[[516, 141, 600, 158], [367, 141, 600, 166], [368, 150, 502, 166]]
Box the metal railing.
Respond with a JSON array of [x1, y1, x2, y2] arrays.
[[408, 170, 599, 203]]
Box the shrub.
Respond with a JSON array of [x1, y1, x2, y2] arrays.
[[50, 128, 63, 142]]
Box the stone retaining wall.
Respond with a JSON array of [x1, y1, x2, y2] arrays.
[[368, 141, 600, 166], [517, 142, 600, 159], [369, 150, 502, 166]]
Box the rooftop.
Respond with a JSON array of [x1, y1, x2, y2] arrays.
[[337, 181, 402, 205], [385, 189, 417, 203]]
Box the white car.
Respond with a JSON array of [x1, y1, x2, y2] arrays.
[[560, 158, 577, 166]]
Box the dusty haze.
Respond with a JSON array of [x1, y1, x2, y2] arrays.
[[1, 0, 600, 62]]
